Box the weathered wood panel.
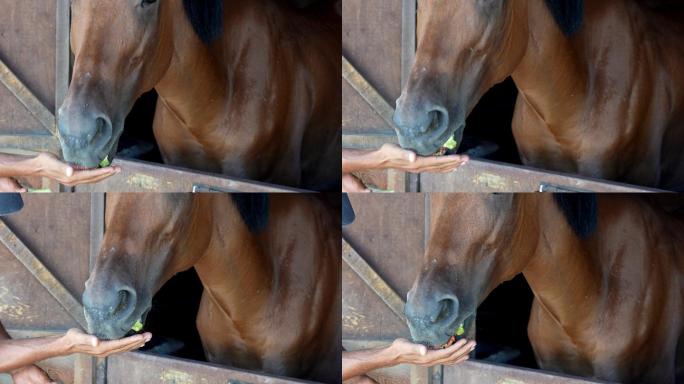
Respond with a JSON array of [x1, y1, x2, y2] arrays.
[[342, 193, 426, 340], [0, 1, 56, 133], [342, 0, 403, 132], [0, 194, 90, 330]]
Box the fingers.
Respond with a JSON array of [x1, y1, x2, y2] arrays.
[[408, 155, 469, 173], [94, 332, 152, 357], [60, 167, 120, 186]]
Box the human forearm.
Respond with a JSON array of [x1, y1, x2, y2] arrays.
[[0, 334, 69, 373], [342, 148, 386, 174], [342, 345, 398, 381], [0, 154, 39, 178]]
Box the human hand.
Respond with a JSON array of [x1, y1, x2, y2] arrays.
[[60, 329, 151, 358], [10, 364, 55, 384], [377, 144, 468, 173], [31, 153, 121, 186], [389, 338, 475, 367]]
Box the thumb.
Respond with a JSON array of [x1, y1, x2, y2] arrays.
[[406, 151, 417, 163]]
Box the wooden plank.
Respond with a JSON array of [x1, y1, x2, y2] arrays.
[[73, 158, 307, 193], [106, 352, 315, 384], [0, 57, 56, 136], [342, 238, 406, 324], [0, 219, 86, 329]]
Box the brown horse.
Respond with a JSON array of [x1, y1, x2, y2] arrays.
[[82, 194, 341, 382], [394, 0, 684, 189], [58, 0, 341, 191], [405, 194, 684, 383]]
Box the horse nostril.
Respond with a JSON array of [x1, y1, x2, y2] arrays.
[[432, 296, 459, 326], [113, 289, 131, 317], [92, 116, 112, 146], [422, 107, 448, 135]]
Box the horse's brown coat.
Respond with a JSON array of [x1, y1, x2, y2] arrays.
[[395, 0, 684, 189], [60, 0, 341, 190], [406, 194, 684, 384], [83, 194, 341, 382]]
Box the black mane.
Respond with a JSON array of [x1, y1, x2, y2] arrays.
[[183, 0, 224, 44], [544, 0, 584, 36], [553, 194, 598, 239], [231, 194, 270, 233]]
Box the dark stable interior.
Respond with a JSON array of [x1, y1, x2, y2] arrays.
[[140, 269, 206, 361], [476, 275, 537, 369]]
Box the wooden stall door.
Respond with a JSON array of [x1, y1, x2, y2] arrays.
[[0, 194, 94, 384], [0, 0, 68, 156], [342, 193, 433, 384]]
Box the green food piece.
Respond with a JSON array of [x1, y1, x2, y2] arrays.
[[455, 324, 465, 336], [99, 156, 110, 168], [131, 320, 144, 332], [443, 136, 458, 150]]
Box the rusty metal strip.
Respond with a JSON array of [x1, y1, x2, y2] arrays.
[[0, 220, 86, 328], [0, 58, 57, 136], [342, 56, 399, 131], [342, 238, 406, 323]]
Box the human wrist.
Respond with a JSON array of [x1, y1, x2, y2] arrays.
[[383, 340, 404, 366], [53, 334, 74, 355]]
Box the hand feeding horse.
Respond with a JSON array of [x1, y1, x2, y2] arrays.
[[82, 194, 341, 382], [406, 194, 684, 383], [58, 0, 341, 191], [394, 0, 684, 189]]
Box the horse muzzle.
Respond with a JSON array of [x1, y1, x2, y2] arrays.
[[83, 281, 142, 340], [57, 104, 119, 169], [393, 98, 465, 156], [405, 285, 472, 347]]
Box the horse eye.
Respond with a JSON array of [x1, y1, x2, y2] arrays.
[[141, 0, 158, 8]]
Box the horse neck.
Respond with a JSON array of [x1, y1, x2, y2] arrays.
[[191, 196, 274, 324], [155, 0, 285, 130], [518, 195, 603, 329], [510, 0, 589, 133]]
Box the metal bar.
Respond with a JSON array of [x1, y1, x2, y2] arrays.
[[401, 0, 417, 87], [55, 0, 71, 113], [0, 220, 86, 329], [106, 352, 315, 384], [401, 0, 419, 193], [89, 193, 105, 272], [342, 238, 406, 323], [73, 158, 308, 193], [0, 58, 57, 136], [342, 56, 399, 132]]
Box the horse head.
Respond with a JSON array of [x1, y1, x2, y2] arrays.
[[405, 193, 596, 348], [82, 193, 270, 340], [58, 0, 222, 168], [393, 0, 583, 156]]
